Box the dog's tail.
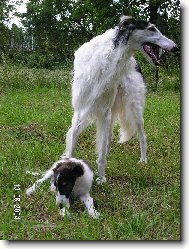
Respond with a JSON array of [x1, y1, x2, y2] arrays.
[[118, 121, 136, 143], [26, 168, 54, 196], [112, 102, 137, 143]]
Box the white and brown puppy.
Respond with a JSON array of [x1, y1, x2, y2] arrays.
[[26, 157, 100, 219]]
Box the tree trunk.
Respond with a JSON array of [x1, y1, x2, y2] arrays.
[[148, 0, 161, 91]]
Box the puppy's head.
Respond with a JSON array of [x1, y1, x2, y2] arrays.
[[53, 161, 84, 198]]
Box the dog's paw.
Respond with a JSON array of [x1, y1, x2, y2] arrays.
[[89, 210, 100, 219], [138, 158, 147, 164], [26, 186, 34, 196], [59, 207, 70, 218], [96, 176, 106, 185]]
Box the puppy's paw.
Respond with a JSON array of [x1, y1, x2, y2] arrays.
[[89, 210, 100, 219], [59, 207, 70, 218], [26, 186, 34, 196], [96, 176, 106, 185]]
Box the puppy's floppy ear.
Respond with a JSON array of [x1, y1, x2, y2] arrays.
[[72, 164, 84, 178], [113, 15, 136, 49], [53, 167, 59, 178], [53, 168, 58, 187]]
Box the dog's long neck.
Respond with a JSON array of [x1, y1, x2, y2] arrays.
[[111, 43, 135, 77]]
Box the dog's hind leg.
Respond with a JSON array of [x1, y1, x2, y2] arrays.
[[118, 73, 147, 163], [96, 109, 112, 184], [133, 109, 147, 163], [138, 121, 147, 164], [106, 115, 115, 155], [63, 111, 90, 158]]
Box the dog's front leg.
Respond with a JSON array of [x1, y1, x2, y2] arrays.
[[49, 176, 56, 192], [79, 193, 100, 219], [96, 109, 112, 184], [56, 192, 70, 218], [26, 169, 54, 196]]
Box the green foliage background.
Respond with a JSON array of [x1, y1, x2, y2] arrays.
[[0, 0, 180, 91], [0, 2, 180, 62]]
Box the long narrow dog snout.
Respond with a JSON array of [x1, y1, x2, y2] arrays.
[[159, 35, 177, 52]]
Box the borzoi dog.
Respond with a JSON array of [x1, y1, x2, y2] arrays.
[[62, 16, 176, 184], [26, 158, 100, 219]]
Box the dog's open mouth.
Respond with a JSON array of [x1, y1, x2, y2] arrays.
[[142, 42, 160, 66]]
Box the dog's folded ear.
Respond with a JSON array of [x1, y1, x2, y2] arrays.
[[113, 15, 136, 49], [119, 16, 136, 31], [72, 164, 84, 178]]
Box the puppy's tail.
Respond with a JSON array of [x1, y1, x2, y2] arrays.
[[26, 169, 54, 196]]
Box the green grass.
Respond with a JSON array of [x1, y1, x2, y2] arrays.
[[0, 66, 180, 240]]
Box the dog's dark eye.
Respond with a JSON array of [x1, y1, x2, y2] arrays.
[[147, 26, 156, 32], [62, 182, 67, 186]]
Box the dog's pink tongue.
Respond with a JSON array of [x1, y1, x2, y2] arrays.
[[144, 44, 150, 53], [144, 44, 160, 65]]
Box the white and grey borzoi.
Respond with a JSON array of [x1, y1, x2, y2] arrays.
[[62, 16, 176, 184], [26, 157, 100, 218]]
